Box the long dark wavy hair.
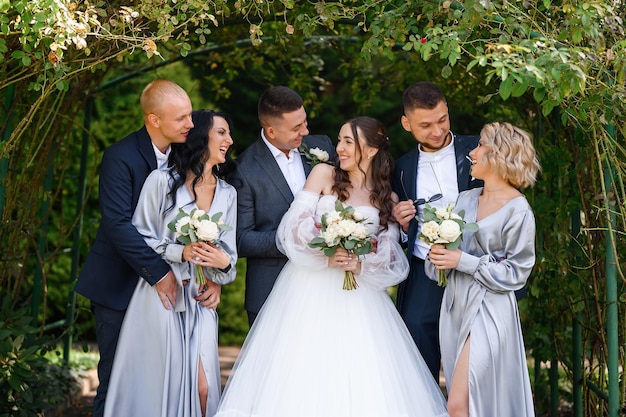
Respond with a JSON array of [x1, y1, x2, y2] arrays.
[[166, 109, 234, 212], [332, 116, 395, 230]]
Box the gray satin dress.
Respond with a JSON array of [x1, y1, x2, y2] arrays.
[[425, 187, 535, 417], [104, 170, 237, 417]]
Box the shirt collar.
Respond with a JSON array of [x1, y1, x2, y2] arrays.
[[261, 129, 299, 159], [418, 132, 456, 161], [152, 143, 171, 170]]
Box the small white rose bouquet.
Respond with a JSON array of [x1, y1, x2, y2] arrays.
[[308, 200, 375, 290], [418, 204, 478, 286], [299, 142, 330, 167], [167, 208, 232, 286]]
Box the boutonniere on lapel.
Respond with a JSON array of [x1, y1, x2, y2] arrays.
[[299, 142, 330, 167]]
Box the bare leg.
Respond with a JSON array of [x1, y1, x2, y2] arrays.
[[198, 358, 208, 417], [447, 334, 470, 417]]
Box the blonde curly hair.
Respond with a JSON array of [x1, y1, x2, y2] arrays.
[[479, 122, 541, 188]]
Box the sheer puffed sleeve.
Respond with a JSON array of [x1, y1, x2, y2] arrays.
[[356, 223, 410, 291], [276, 190, 330, 270]]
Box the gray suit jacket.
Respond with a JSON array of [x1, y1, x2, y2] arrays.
[[227, 135, 336, 314]]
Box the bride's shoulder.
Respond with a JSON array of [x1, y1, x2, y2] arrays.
[[304, 163, 335, 194]]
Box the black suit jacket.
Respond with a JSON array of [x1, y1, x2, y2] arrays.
[[392, 134, 483, 256], [75, 127, 170, 310], [227, 135, 336, 314]]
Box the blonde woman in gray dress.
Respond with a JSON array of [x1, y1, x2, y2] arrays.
[[426, 122, 540, 417]]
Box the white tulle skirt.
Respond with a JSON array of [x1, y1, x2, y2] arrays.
[[215, 261, 449, 417]]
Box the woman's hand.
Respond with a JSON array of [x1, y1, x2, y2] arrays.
[[428, 244, 462, 270], [328, 248, 362, 275], [183, 241, 230, 270]]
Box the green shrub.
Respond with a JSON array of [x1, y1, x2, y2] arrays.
[[0, 297, 79, 417]]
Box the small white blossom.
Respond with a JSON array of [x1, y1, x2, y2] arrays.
[[175, 217, 190, 235], [435, 206, 451, 220], [421, 221, 440, 241], [309, 147, 329, 162], [352, 209, 364, 221]]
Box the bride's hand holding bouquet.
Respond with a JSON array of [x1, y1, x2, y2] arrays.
[[308, 200, 375, 290]]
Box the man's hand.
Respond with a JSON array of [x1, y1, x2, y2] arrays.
[[393, 200, 417, 233], [155, 270, 178, 310], [195, 280, 222, 309]]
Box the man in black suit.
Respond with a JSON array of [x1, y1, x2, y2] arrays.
[[75, 79, 193, 417], [392, 81, 483, 382], [228, 86, 336, 326]]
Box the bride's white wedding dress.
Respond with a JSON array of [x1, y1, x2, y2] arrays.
[[216, 191, 449, 417]]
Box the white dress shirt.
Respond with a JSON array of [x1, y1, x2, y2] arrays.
[[261, 130, 307, 196], [412, 135, 459, 259], [152, 143, 171, 170]]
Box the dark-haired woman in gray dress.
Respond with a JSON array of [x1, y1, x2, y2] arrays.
[[104, 110, 237, 417], [426, 122, 540, 417]]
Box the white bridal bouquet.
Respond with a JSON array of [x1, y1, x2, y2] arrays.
[[418, 204, 478, 286], [308, 200, 375, 290], [167, 208, 232, 286]]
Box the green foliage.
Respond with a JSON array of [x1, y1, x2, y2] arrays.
[[0, 296, 79, 416], [218, 259, 248, 346]]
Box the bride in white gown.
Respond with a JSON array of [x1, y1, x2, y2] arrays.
[[216, 116, 449, 417]]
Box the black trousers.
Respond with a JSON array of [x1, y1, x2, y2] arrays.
[[91, 302, 125, 417]]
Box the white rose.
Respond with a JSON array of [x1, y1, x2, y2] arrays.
[[351, 223, 369, 240], [191, 209, 206, 220], [195, 220, 220, 242], [352, 209, 364, 221], [322, 225, 340, 246], [450, 212, 462, 220], [435, 207, 451, 220], [336, 219, 357, 237], [438, 219, 462, 243], [421, 221, 440, 241], [175, 216, 191, 235], [310, 147, 329, 162]]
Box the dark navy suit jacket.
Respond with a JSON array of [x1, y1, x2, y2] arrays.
[[227, 135, 336, 315], [75, 126, 170, 310]]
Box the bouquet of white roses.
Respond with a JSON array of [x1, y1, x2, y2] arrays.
[[167, 208, 232, 286], [299, 142, 330, 167], [418, 204, 478, 286], [308, 200, 374, 290]]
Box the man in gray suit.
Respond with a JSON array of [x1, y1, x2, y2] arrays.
[[228, 86, 336, 326]]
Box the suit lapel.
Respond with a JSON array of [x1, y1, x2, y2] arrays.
[[301, 152, 313, 176], [137, 126, 158, 170], [253, 139, 295, 203], [401, 149, 419, 201], [454, 136, 473, 191]]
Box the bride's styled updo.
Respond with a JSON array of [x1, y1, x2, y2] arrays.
[[332, 116, 395, 230]]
